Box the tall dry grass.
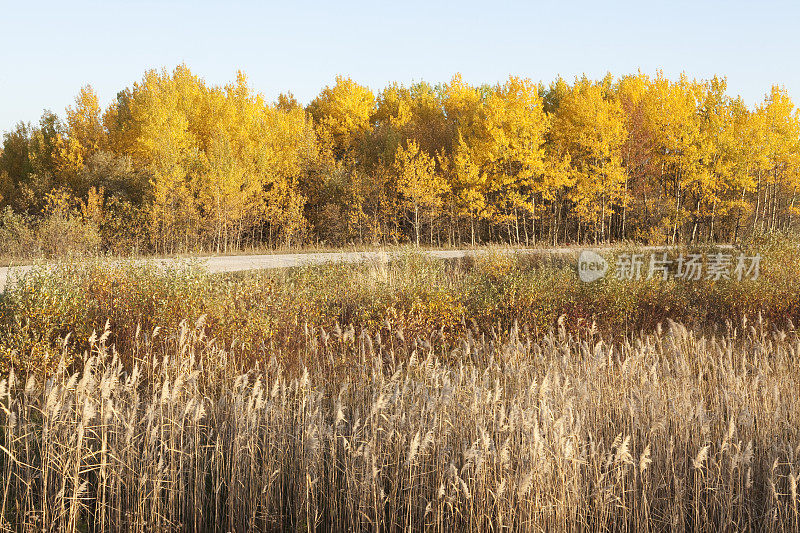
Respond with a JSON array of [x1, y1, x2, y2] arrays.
[[1, 317, 799, 531]]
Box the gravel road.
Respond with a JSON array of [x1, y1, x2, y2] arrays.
[[0, 244, 732, 292], [0, 248, 579, 291]]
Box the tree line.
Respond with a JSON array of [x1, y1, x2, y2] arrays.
[[1, 66, 798, 254]]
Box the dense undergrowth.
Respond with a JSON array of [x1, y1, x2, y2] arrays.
[[1, 236, 799, 374]]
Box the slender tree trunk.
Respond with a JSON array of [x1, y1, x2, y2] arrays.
[[761, 178, 770, 234], [523, 210, 529, 246], [753, 168, 762, 234], [691, 199, 700, 243], [414, 204, 420, 247], [601, 195, 606, 243], [771, 171, 779, 232], [672, 178, 681, 245], [622, 175, 628, 240], [710, 198, 717, 242], [471, 216, 475, 247]]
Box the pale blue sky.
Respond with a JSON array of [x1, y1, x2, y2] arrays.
[[1, 0, 798, 134]]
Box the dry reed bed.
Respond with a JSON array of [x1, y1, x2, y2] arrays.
[[1, 318, 799, 532]]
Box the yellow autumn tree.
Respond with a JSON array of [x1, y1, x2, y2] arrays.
[[308, 76, 375, 160], [442, 74, 490, 241], [482, 76, 549, 243], [688, 77, 758, 241], [257, 103, 317, 247], [394, 140, 449, 246], [66, 85, 105, 155], [550, 77, 629, 242], [450, 135, 488, 244], [195, 72, 316, 249], [51, 85, 108, 194], [126, 66, 205, 252], [640, 73, 705, 242], [753, 86, 800, 232]]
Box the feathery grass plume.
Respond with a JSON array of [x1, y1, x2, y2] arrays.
[[639, 444, 652, 474], [0, 317, 797, 530]]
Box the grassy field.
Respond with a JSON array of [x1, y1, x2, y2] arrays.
[[0, 236, 799, 530]]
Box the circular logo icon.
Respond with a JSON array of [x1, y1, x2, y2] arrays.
[[578, 250, 608, 282]]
